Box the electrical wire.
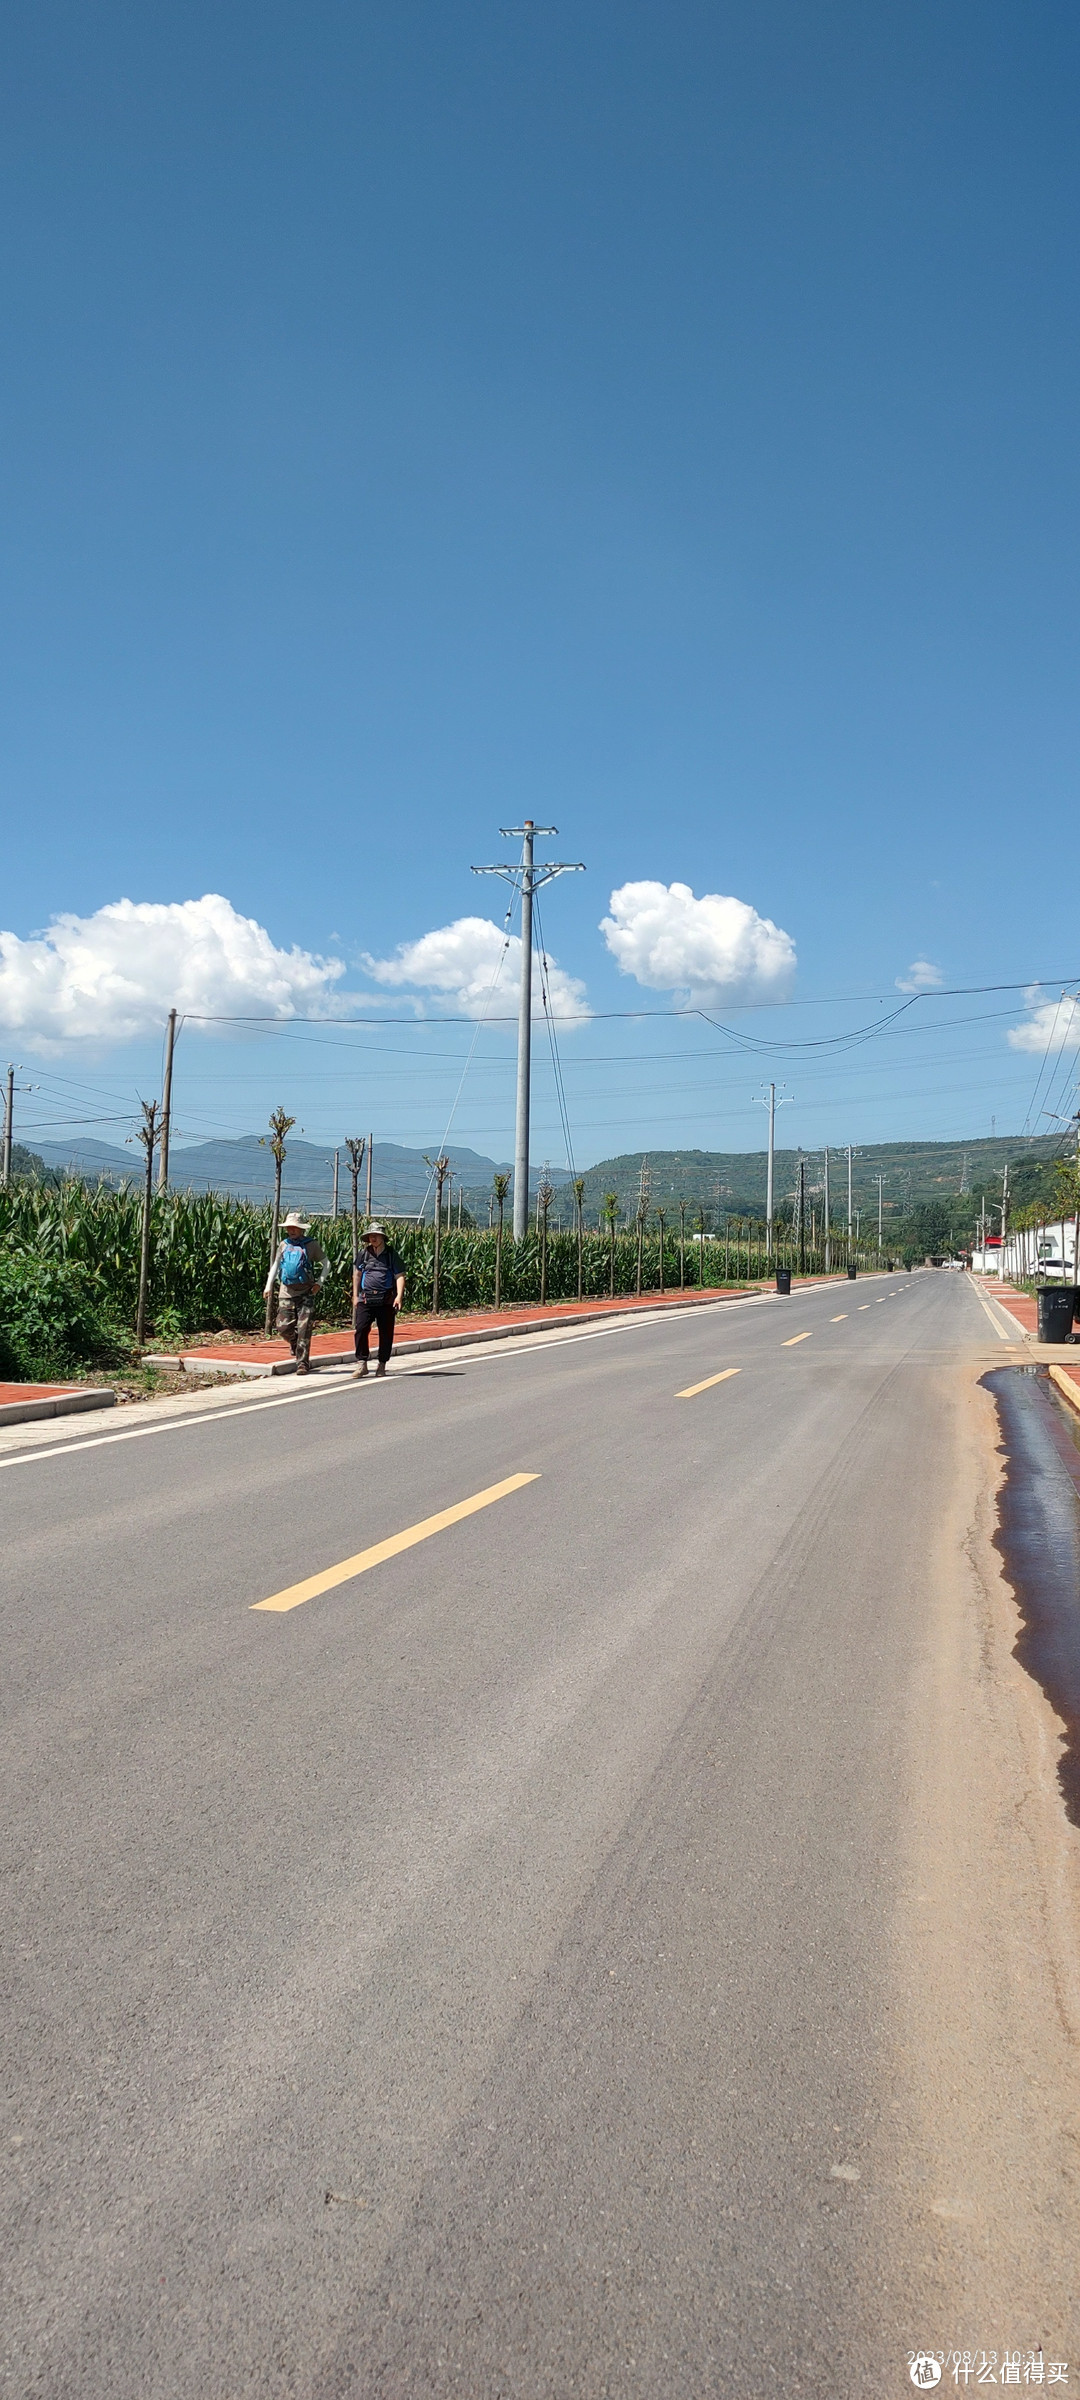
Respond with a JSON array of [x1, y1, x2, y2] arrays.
[[414, 892, 516, 1219], [532, 887, 576, 1179], [181, 972, 1080, 1031], [1020, 987, 1076, 1135]]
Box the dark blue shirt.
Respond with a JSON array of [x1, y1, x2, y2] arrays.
[[354, 1244, 403, 1302]]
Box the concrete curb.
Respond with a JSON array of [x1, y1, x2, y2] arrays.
[[0, 1387, 117, 1429], [1047, 1365, 1080, 1417]]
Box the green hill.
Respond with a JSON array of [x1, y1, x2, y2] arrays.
[[558, 1134, 1065, 1232]]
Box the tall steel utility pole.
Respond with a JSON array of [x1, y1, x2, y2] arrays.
[[754, 1083, 792, 1256], [767, 1086, 775, 1247], [2, 1063, 14, 1187], [473, 822, 584, 1239], [157, 1009, 177, 1192]]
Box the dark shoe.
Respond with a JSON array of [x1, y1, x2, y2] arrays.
[[295, 1362, 310, 1376], [374, 1362, 387, 1378]]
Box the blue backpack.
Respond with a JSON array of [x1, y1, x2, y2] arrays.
[[280, 1239, 314, 1288]]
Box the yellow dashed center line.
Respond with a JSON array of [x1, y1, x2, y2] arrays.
[[677, 1367, 742, 1398], [831, 1314, 848, 1322], [782, 1331, 813, 1346], [251, 1472, 540, 1613]]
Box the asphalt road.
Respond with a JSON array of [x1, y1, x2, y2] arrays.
[[0, 1272, 1066, 2395]]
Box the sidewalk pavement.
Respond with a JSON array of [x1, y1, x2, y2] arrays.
[[0, 1271, 870, 1431], [973, 1275, 1080, 1417], [144, 1276, 849, 1380]]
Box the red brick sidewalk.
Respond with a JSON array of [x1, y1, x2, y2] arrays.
[[974, 1276, 1080, 1411], [973, 1278, 1038, 1336], [152, 1277, 843, 1377]]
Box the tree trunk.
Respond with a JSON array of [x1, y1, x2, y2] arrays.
[[265, 1155, 283, 1335]]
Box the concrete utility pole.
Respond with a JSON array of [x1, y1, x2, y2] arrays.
[[157, 1009, 177, 1192], [473, 822, 584, 1240], [823, 1148, 832, 1274], [846, 1145, 854, 1241], [876, 1173, 885, 1250], [2, 1063, 13, 1187], [332, 1151, 339, 1219], [426, 1154, 450, 1311], [754, 1084, 792, 1255], [135, 1099, 159, 1347], [1000, 1161, 1009, 1282], [366, 1133, 373, 1219], [765, 1086, 775, 1247]]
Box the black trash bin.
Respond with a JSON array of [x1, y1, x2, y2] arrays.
[[847, 1264, 857, 1280], [775, 1268, 791, 1295], [1036, 1285, 1076, 1343]]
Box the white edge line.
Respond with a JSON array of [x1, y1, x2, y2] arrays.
[[974, 1290, 1020, 1344], [0, 1306, 750, 1469], [0, 1273, 896, 1472]]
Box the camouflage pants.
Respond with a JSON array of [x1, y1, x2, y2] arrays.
[[276, 1287, 316, 1366]]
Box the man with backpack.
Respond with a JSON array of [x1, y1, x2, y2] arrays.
[[352, 1224, 406, 1378], [263, 1211, 329, 1375]]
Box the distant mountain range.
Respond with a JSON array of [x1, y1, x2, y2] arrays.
[[23, 1128, 1065, 1223], [27, 1135, 570, 1214]]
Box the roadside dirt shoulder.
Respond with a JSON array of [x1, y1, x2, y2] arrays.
[[875, 1366, 1080, 2363]]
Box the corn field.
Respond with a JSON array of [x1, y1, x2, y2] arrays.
[[0, 1178, 889, 1347]]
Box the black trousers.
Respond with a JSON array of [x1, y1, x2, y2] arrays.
[[354, 1299, 397, 1365]]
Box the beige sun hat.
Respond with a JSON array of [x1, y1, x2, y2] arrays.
[[364, 1223, 387, 1239], [283, 1211, 309, 1234]]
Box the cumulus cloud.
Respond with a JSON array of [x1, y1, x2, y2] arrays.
[[0, 894, 344, 1051], [363, 915, 589, 1019], [1007, 990, 1080, 1054], [896, 958, 944, 994], [599, 880, 796, 1006]]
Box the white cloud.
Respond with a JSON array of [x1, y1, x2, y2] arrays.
[[896, 958, 944, 994], [0, 894, 344, 1051], [599, 880, 796, 1006], [1007, 990, 1080, 1054], [363, 915, 589, 1019]]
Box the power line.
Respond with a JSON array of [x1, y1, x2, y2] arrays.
[[533, 886, 576, 1180]]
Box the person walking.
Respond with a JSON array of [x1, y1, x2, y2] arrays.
[[263, 1211, 328, 1375], [352, 1224, 406, 1378]]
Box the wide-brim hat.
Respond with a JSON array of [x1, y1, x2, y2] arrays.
[[283, 1212, 309, 1233], [364, 1223, 387, 1239]]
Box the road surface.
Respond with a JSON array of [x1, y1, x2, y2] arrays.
[[3, 1272, 1079, 2396]]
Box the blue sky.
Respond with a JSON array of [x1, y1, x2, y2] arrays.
[[3, 1, 1079, 1173]]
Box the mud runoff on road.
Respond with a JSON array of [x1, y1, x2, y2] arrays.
[[986, 1364, 1080, 1826]]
